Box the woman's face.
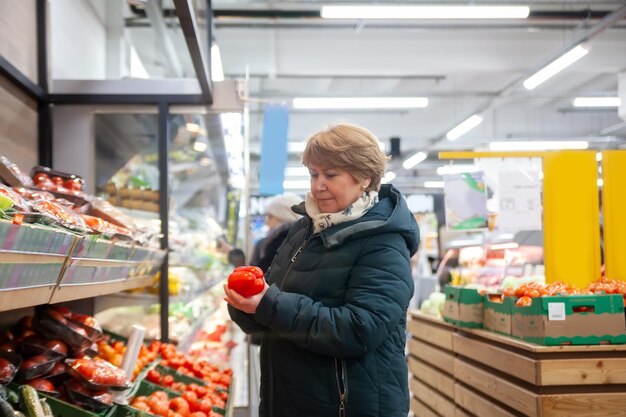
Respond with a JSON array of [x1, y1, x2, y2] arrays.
[[308, 163, 369, 213]]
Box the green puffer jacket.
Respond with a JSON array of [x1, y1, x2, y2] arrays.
[[228, 184, 420, 417]]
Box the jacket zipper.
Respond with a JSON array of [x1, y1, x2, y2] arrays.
[[280, 222, 311, 287], [335, 358, 348, 417]]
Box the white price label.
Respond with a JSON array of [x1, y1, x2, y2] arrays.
[[548, 302, 566, 321]]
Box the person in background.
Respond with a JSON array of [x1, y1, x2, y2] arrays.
[[224, 122, 420, 417], [227, 248, 246, 268], [250, 193, 302, 272]]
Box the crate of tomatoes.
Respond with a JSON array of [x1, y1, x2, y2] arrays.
[[506, 279, 626, 345]]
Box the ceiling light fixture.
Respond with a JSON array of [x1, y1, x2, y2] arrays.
[[321, 5, 530, 19], [523, 44, 590, 90], [292, 97, 428, 109], [424, 181, 445, 188], [211, 44, 224, 82], [402, 151, 428, 170], [488, 141, 589, 151], [446, 114, 483, 141], [572, 97, 621, 107]]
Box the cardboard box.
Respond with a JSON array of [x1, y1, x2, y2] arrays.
[[511, 294, 626, 346], [483, 293, 514, 335], [442, 285, 484, 328]]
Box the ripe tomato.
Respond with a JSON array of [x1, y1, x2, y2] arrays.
[[515, 296, 533, 307], [147, 369, 162, 384], [169, 397, 190, 417], [227, 266, 265, 297], [150, 400, 170, 417], [150, 391, 170, 402], [197, 399, 214, 414], [182, 391, 199, 411], [33, 172, 50, 185], [162, 374, 175, 387], [132, 401, 151, 412]]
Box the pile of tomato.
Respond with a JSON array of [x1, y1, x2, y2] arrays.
[[502, 278, 626, 307], [97, 338, 158, 380], [130, 390, 223, 417], [148, 341, 232, 389]]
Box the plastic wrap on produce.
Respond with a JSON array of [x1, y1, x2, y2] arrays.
[[0, 156, 35, 188]]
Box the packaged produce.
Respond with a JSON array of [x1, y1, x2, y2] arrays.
[[65, 380, 113, 412], [0, 184, 30, 212], [68, 313, 103, 341], [18, 336, 66, 360], [26, 378, 59, 396], [227, 266, 265, 297], [0, 156, 34, 187], [17, 354, 58, 381], [88, 196, 138, 231], [0, 351, 20, 385], [65, 358, 129, 390], [41, 361, 70, 385], [30, 200, 90, 233]]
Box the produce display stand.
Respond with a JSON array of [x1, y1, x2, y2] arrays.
[[0, 220, 76, 311], [50, 238, 164, 303], [407, 311, 626, 417], [0, 218, 165, 309]]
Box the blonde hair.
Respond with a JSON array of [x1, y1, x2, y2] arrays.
[[301, 123, 389, 192]]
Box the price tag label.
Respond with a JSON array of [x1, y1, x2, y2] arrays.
[[548, 302, 566, 321]]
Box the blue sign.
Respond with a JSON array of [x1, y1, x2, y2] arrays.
[[259, 104, 289, 195]]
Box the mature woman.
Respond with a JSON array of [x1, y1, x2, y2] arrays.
[[225, 123, 420, 417]]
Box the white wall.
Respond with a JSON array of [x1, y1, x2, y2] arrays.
[[49, 0, 107, 79]]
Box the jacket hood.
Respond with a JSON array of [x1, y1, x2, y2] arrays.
[[294, 184, 420, 255]]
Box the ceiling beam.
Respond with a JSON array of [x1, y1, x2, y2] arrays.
[[173, 0, 213, 101]]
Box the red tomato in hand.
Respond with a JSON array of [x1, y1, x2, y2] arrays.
[[228, 266, 265, 297]]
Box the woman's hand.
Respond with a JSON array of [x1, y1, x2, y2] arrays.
[[224, 281, 270, 314]]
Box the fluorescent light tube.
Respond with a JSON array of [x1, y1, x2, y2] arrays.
[[288, 142, 306, 153], [283, 180, 310, 190], [285, 167, 310, 177], [436, 165, 480, 175], [382, 171, 396, 184], [402, 151, 428, 169], [424, 181, 445, 188], [572, 97, 621, 107], [446, 114, 483, 141], [292, 97, 428, 109], [523, 44, 589, 90], [321, 5, 530, 19], [488, 141, 589, 151], [211, 44, 224, 82]]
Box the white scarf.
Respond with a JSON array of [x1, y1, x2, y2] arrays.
[[305, 191, 379, 234]]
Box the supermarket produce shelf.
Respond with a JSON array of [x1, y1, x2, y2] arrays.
[[0, 285, 57, 312], [49, 274, 157, 303]]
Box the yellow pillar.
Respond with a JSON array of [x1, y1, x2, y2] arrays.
[[601, 150, 626, 281], [542, 151, 600, 286]]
